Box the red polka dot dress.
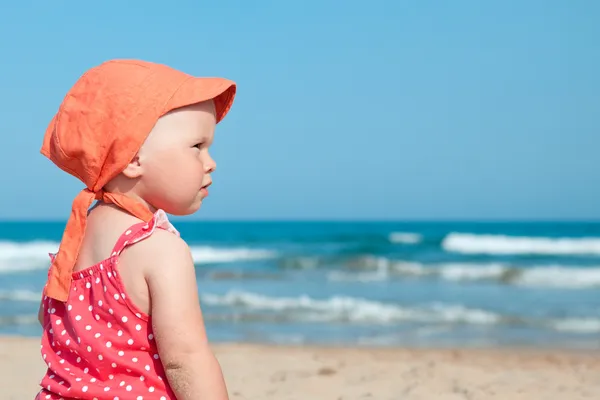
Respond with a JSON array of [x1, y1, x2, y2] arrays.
[[36, 210, 180, 400]]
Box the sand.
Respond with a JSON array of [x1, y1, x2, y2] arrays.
[[1, 336, 599, 399]]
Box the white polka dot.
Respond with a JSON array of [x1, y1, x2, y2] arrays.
[[118, 330, 123, 337], [50, 308, 56, 314], [125, 230, 132, 235], [109, 374, 114, 379], [49, 374, 55, 379], [91, 378, 97, 382], [120, 381, 125, 387], [56, 319, 62, 325], [153, 354, 159, 360], [109, 308, 113, 314], [82, 385, 88, 392], [112, 363, 117, 368], [135, 324, 141, 331], [100, 264, 103, 269], [87, 346, 92, 352], [95, 333, 101, 338], [104, 387, 110, 392], [88, 305, 93, 311], [108, 322, 112, 328], [104, 286, 107, 292], [127, 338, 134, 345], [61, 330, 66, 335], [68, 305, 72, 311], [136, 313, 141, 318], [84, 367, 89, 373], [75, 377, 81, 382], [114, 294, 119, 300], [65, 340, 70, 345], [75, 315, 82, 321], [98, 354, 103, 360], [140, 376, 144, 381], [132, 357, 138, 362], [106, 341, 112, 348], [148, 334, 154, 340], [108, 272, 112, 278], [145, 365, 150, 371], [95, 314, 100, 321], [79, 295, 84, 301], [126, 385, 132, 391], [98, 300, 103, 306], [121, 293, 126, 299], [122, 316, 128, 323], [59, 359, 65, 364], [137, 397, 143, 400], [118, 351, 124, 356], [86, 325, 92, 331], [86, 282, 91, 289], [76, 357, 81, 363], [96, 277, 100, 284], [149, 387, 155, 392]]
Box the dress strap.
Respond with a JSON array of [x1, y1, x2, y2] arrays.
[[110, 210, 181, 257]]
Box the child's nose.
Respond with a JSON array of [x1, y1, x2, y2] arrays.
[[205, 154, 216, 173]]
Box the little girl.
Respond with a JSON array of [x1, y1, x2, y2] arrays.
[[35, 59, 236, 400]]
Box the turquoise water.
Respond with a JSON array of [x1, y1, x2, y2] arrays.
[[1, 220, 599, 349]]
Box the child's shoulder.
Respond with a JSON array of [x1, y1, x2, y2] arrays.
[[118, 210, 194, 277]]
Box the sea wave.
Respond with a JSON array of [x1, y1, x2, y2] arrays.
[[0, 240, 277, 273], [442, 233, 600, 256], [2, 289, 599, 333], [388, 232, 423, 244], [201, 290, 500, 325], [327, 256, 600, 289]]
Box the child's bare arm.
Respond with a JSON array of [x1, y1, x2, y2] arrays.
[[142, 230, 229, 400]]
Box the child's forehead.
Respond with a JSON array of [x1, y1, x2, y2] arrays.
[[145, 101, 216, 143]]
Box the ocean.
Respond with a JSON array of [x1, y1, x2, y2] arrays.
[[1, 220, 599, 349]]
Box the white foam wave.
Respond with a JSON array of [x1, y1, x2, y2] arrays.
[[3, 289, 600, 333], [442, 233, 600, 256], [550, 318, 600, 333], [0, 240, 57, 272], [0, 240, 277, 274], [200, 290, 500, 325], [389, 232, 422, 244], [0, 289, 40, 302], [189, 246, 276, 263], [329, 257, 600, 289]]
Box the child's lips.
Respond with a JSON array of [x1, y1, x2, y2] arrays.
[[200, 181, 212, 196]]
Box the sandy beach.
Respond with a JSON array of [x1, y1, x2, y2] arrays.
[[1, 336, 599, 400]]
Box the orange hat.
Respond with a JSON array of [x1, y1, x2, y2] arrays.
[[41, 59, 236, 302]]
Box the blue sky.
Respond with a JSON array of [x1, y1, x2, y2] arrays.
[[0, 1, 598, 220]]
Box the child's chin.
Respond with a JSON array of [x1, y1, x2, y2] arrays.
[[166, 200, 203, 216]]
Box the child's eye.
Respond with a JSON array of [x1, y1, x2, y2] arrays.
[[194, 143, 203, 149]]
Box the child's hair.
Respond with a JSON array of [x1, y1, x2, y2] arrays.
[[41, 59, 236, 303]]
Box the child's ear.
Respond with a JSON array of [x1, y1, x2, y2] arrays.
[[121, 154, 143, 179]]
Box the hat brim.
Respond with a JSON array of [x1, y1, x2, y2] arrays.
[[163, 77, 236, 123]]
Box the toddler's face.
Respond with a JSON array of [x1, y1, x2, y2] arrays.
[[135, 100, 217, 215]]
